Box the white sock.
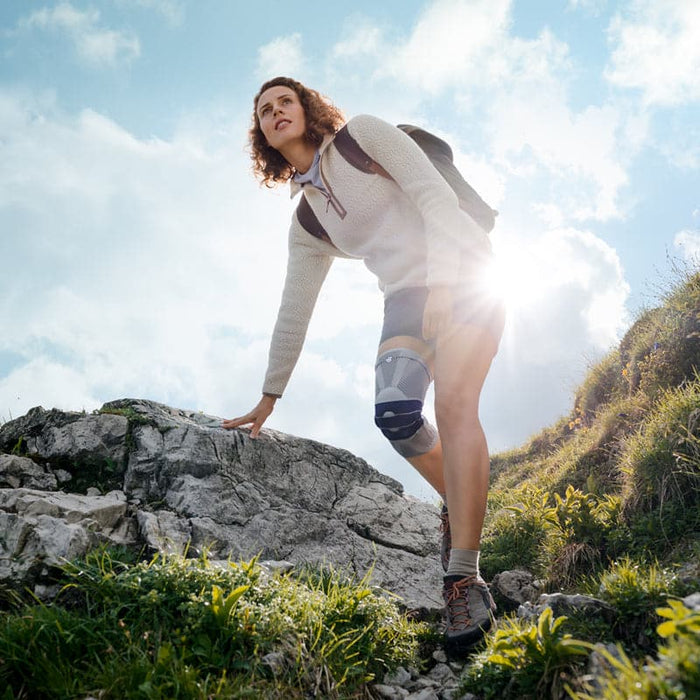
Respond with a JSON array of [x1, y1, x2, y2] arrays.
[[446, 548, 480, 578]]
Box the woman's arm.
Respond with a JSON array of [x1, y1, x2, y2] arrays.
[[223, 222, 334, 433], [261, 223, 334, 396]]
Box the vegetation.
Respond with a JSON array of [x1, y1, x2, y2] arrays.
[[1, 268, 699, 698], [0, 550, 428, 699], [462, 267, 700, 697]]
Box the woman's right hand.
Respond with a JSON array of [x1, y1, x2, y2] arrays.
[[221, 395, 277, 438]]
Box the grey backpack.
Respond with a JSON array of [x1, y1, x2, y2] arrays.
[[296, 124, 497, 244]]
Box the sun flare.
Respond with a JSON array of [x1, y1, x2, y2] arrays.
[[479, 244, 552, 313]]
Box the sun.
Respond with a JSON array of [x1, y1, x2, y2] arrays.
[[478, 243, 552, 313]]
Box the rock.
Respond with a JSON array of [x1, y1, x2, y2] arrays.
[[0, 489, 137, 582], [55, 469, 72, 484], [519, 592, 616, 622], [260, 651, 286, 676], [0, 399, 444, 610], [406, 690, 439, 700], [683, 592, 700, 612], [0, 454, 58, 490], [137, 509, 191, 555], [491, 569, 541, 608], [385, 667, 412, 686], [0, 407, 128, 492], [372, 684, 408, 699], [427, 663, 457, 686]]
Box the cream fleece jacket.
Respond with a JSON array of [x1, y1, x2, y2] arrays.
[[262, 114, 490, 397]]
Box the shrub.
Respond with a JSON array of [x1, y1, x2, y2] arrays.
[[461, 608, 589, 699], [569, 600, 700, 700], [482, 485, 626, 586], [586, 557, 690, 655]]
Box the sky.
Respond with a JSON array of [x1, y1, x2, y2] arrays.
[[1, 0, 699, 500]]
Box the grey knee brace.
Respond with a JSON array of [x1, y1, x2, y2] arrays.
[[374, 348, 439, 458]]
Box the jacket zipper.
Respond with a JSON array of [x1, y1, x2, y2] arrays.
[[318, 148, 347, 220]]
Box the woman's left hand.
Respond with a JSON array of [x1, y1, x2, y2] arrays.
[[423, 286, 453, 340]]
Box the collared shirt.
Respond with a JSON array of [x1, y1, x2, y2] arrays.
[[292, 150, 328, 195]]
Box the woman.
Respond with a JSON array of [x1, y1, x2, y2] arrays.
[[223, 77, 505, 653]]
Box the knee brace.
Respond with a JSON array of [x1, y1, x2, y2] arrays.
[[374, 348, 439, 458]]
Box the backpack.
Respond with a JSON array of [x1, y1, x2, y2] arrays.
[[295, 123, 497, 245]]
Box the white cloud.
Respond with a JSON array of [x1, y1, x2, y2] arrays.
[[489, 93, 629, 221], [333, 23, 382, 59], [380, 0, 512, 93], [118, 0, 185, 26], [0, 91, 284, 418], [491, 226, 630, 360], [674, 230, 700, 262], [21, 2, 140, 66], [256, 33, 305, 80], [606, 0, 700, 106], [330, 1, 631, 223]]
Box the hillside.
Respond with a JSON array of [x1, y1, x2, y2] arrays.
[[1, 270, 699, 699]]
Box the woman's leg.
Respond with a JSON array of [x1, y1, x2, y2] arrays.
[[433, 323, 498, 551], [376, 334, 446, 495]]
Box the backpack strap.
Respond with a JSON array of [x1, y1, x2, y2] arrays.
[[295, 194, 333, 244], [294, 125, 393, 244], [333, 125, 393, 181]]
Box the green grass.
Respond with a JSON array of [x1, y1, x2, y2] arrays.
[[472, 269, 700, 698], [0, 550, 428, 699]]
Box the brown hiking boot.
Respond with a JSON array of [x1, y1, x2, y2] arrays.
[[442, 574, 496, 654], [439, 503, 450, 572]]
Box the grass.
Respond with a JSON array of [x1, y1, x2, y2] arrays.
[[472, 268, 700, 698], [0, 550, 429, 699]]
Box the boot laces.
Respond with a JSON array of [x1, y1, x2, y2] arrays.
[[445, 575, 478, 630]]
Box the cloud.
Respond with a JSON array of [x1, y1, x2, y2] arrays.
[[21, 2, 140, 66], [0, 90, 282, 416], [674, 230, 700, 262], [256, 33, 305, 81], [606, 0, 700, 106], [333, 22, 382, 59], [117, 0, 185, 26], [330, 1, 632, 223], [380, 0, 512, 93], [489, 96, 629, 222]]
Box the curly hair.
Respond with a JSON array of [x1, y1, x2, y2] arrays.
[[249, 77, 345, 187]]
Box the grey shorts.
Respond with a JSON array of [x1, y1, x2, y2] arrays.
[[380, 285, 506, 346]]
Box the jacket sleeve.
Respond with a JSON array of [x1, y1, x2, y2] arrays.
[[262, 220, 334, 397], [346, 114, 490, 288]]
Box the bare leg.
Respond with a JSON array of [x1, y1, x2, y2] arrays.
[[433, 324, 497, 551], [407, 442, 445, 497]]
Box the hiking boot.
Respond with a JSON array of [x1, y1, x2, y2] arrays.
[[442, 574, 496, 654], [439, 503, 450, 572]]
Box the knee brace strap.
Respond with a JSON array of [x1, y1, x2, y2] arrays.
[[374, 349, 438, 458]]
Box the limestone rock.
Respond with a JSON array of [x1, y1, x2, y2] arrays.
[[683, 591, 700, 612], [0, 406, 128, 492], [0, 398, 443, 610], [519, 592, 616, 622], [0, 454, 58, 490], [491, 568, 542, 608], [0, 488, 137, 586]]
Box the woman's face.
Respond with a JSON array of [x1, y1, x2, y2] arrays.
[[256, 85, 307, 152]]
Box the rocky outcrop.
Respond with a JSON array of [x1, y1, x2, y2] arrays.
[[0, 399, 443, 610]]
